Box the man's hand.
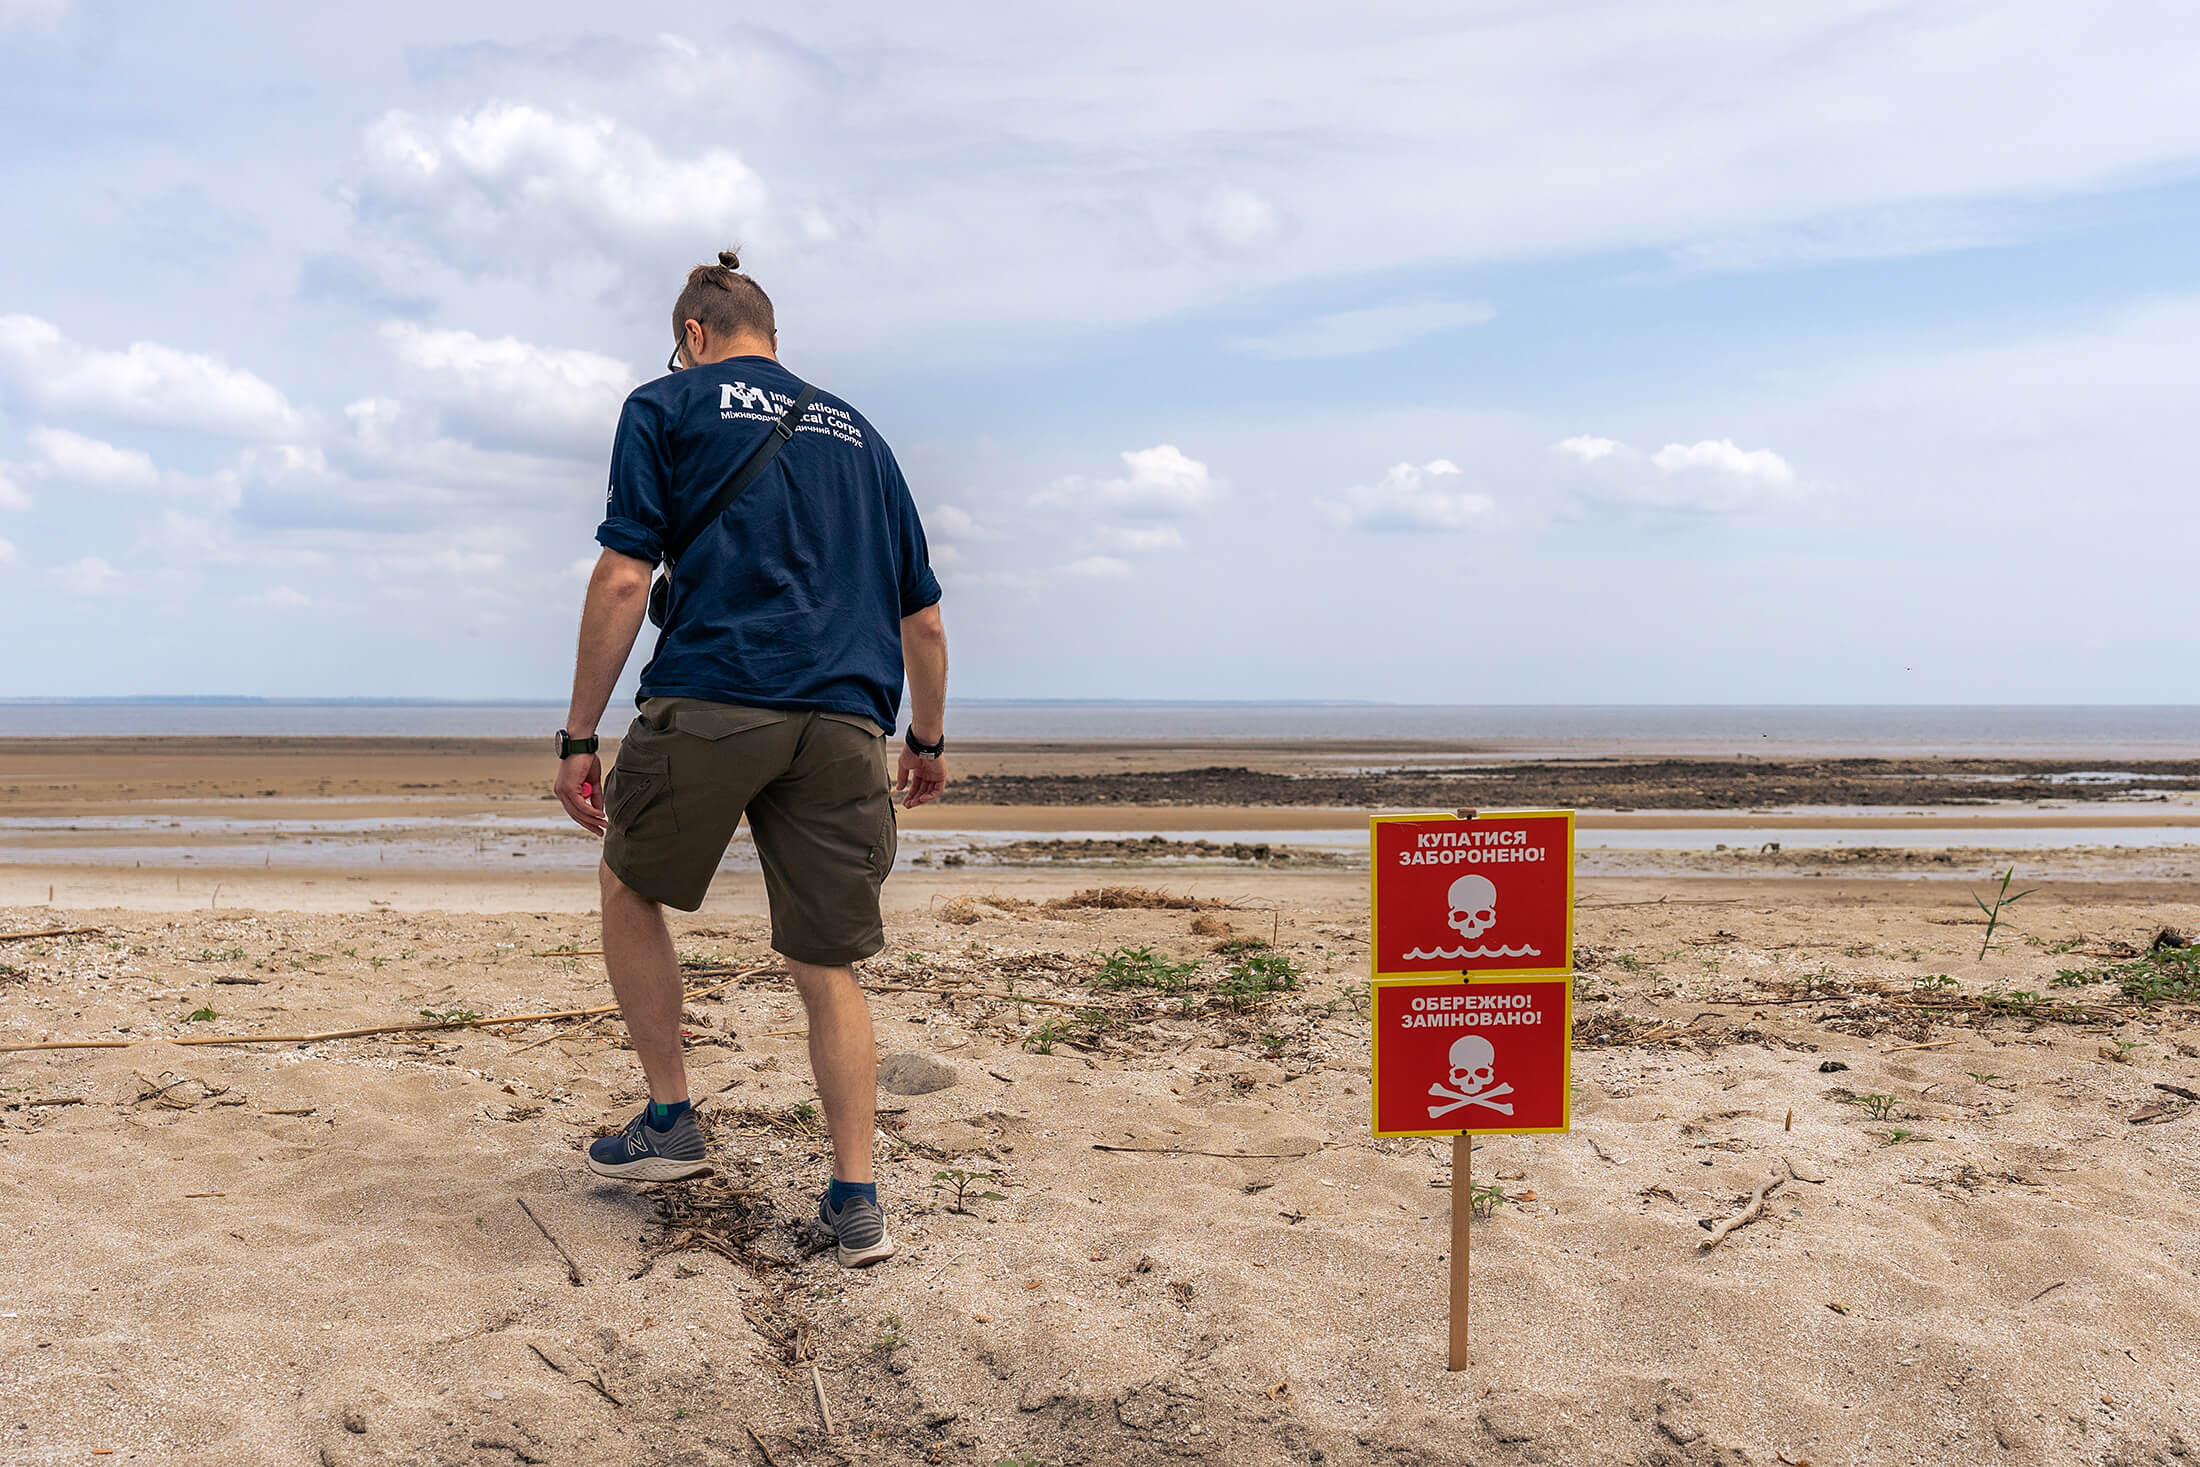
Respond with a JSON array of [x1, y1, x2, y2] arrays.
[[894, 748, 947, 809], [556, 752, 607, 835]]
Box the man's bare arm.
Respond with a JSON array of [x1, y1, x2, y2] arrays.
[[895, 602, 948, 809], [555, 549, 654, 835]]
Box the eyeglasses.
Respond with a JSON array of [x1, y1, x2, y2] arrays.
[[666, 341, 684, 373]]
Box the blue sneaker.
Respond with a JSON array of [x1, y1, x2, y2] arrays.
[[587, 1107, 712, 1182], [817, 1190, 896, 1268]]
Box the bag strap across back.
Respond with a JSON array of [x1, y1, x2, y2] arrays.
[[664, 384, 816, 568]]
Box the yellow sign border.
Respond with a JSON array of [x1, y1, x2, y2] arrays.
[[1369, 975, 1573, 1139], [1368, 809, 1575, 980]]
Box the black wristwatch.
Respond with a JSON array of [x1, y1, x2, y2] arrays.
[[555, 730, 599, 759], [904, 728, 946, 759]]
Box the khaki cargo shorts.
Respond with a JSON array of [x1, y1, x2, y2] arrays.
[[602, 698, 897, 965]]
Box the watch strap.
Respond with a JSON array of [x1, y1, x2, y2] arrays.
[[556, 731, 600, 758], [904, 728, 945, 758]]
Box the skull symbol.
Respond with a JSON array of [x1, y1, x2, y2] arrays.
[[1447, 1033, 1497, 1096], [1446, 874, 1498, 941]]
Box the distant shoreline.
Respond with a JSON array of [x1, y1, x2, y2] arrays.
[[0, 701, 2194, 756]]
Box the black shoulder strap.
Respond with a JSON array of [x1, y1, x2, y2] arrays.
[[664, 384, 816, 566]]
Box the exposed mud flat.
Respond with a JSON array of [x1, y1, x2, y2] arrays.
[[954, 758, 2200, 811], [913, 834, 1358, 869]]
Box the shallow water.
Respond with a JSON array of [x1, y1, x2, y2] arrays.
[[4, 699, 2196, 757], [4, 809, 2196, 875]]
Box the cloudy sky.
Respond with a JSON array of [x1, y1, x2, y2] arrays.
[[3, 2, 2197, 707]]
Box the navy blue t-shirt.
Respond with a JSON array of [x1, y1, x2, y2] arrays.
[[596, 356, 941, 733]]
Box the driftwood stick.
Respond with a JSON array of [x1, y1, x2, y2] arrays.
[[810, 1362, 837, 1437], [744, 1424, 782, 1466], [506, 1015, 608, 1055], [1092, 1142, 1321, 1159], [1697, 1172, 1787, 1252], [0, 926, 101, 941], [527, 1342, 571, 1376], [517, 1198, 585, 1286], [868, 983, 1099, 1010], [525, 1342, 621, 1405], [0, 967, 772, 1054]]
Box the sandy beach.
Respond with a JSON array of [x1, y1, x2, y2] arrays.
[[2, 739, 2198, 1465]]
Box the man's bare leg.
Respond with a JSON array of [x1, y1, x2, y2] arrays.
[[599, 860, 689, 1104], [788, 959, 875, 1184]]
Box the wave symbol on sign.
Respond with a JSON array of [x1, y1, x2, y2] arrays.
[[1401, 943, 1543, 961]]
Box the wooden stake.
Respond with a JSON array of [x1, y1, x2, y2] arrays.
[[1448, 1133, 1471, 1371]]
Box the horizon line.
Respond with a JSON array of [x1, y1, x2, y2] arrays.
[[0, 696, 2196, 712]]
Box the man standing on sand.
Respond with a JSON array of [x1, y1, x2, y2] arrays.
[[552, 248, 948, 1269]]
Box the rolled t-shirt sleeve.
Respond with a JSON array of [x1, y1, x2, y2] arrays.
[[596, 394, 672, 564], [884, 454, 943, 616]]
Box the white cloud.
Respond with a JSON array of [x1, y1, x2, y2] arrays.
[[1195, 187, 1285, 255], [1061, 554, 1134, 579], [361, 103, 770, 255], [381, 323, 636, 457], [52, 555, 120, 595], [1555, 434, 1621, 464], [1651, 439, 1796, 487], [1550, 434, 1803, 515], [424, 548, 507, 577], [0, 315, 303, 440], [568, 556, 598, 583], [1335, 459, 1494, 532], [0, 466, 28, 510], [0, 536, 16, 564], [261, 585, 311, 608], [0, 0, 71, 34], [1235, 301, 1495, 360], [1093, 524, 1185, 553], [1038, 445, 1223, 519], [27, 427, 159, 488], [925, 504, 994, 542]]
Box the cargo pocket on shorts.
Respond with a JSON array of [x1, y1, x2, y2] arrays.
[[607, 750, 677, 837], [867, 799, 898, 883]]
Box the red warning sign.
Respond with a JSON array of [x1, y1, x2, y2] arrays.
[[1371, 977, 1572, 1137], [1369, 810, 1574, 979]]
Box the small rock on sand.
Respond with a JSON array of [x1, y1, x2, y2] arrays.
[[877, 1052, 960, 1096]]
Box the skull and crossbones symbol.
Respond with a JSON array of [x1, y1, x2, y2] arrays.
[[1427, 1032, 1514, 1117], [1447, 874, 1499, 941]]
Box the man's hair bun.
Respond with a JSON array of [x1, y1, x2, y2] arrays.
[[676, 248, 775, 341]]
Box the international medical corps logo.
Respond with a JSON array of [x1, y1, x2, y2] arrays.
[[1370, 811, 1574, 978], [720, 381, 776, 413]]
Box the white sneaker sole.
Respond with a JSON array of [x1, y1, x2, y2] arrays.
[[586, 1154, 714, 1183], [836, 1232, 897, 1268]]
